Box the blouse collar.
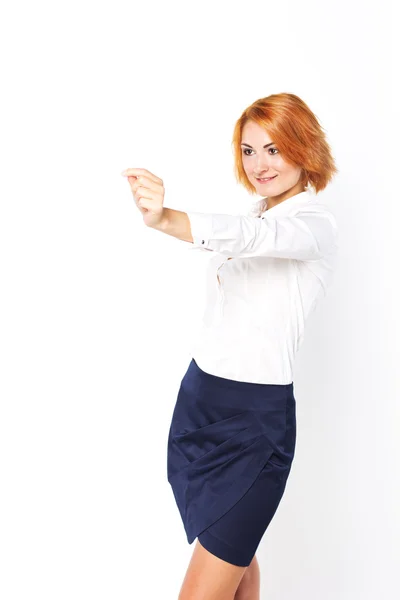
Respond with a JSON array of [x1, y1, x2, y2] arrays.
[[247, 187, 315, 218]]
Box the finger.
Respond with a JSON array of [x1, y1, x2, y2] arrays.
[[135, 189, 153, 202], [121, 168, 162, 184], [130, 182, 158, 203], [136, 194, 157, 214], [129, 175, 162, 193], [135, 190, 157, 212]]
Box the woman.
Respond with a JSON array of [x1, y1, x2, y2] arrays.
[[122, 92, 339, 600]]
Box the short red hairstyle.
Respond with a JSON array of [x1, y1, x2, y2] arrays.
[[232, 93, 338, 195]]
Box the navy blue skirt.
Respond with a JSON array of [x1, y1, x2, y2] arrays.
[[167, 358, 296, 567]]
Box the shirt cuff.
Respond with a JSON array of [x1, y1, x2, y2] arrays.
[[186, 211, 214, 249]]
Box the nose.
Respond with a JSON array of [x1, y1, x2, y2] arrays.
[[253, 154, 273, 175]]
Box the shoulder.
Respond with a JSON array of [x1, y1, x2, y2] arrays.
[[289, 199, 338, 229]]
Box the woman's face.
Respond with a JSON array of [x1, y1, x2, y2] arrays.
[[240, 120, 305, 200]]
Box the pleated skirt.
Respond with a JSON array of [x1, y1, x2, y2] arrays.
[[167, 357, 296, 567]]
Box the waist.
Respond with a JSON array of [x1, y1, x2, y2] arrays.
[[183, 357, 294, 411]]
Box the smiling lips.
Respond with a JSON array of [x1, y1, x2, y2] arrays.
[[256, 175, 277, 183]]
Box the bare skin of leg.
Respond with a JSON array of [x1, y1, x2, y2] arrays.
[[178, 539, 248, 600], [234, 555, 260, 600]]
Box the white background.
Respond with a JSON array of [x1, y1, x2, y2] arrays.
[[0, 1, 398, 598]]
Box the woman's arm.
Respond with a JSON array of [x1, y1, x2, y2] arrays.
[[121, 168, 337, 261], [151, 205, 338, 261], [150, 208, 194, 244]]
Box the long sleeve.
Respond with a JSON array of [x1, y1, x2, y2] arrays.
[[186, 205, 338, 261]]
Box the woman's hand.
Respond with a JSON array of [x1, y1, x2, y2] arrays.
[[121, 168, 165, 228]]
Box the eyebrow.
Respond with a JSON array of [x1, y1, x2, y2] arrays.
[[240, 142, 275, 148]]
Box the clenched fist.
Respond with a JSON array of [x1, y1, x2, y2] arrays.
[[121, 168, 165, 228]]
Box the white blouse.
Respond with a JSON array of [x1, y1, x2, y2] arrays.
[[185, 188, 339, 384]]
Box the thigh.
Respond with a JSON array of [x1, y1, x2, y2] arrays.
[[235, 555, 260, 600], [178, 539, 247, 600]]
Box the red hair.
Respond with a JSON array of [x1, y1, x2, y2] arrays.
[[232, 93, 338, 195]]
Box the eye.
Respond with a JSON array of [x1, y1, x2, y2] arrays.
[[242, 147, 279, 156]]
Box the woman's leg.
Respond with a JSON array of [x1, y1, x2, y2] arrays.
[[234, 555, 260, 600], [178, 539, 248, 600]]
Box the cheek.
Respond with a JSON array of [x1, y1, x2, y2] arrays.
[[277, 157, 301, 176], [282, 165, 302, 179], [242, 156, 252, 173], [274, 156, 286, 170]]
